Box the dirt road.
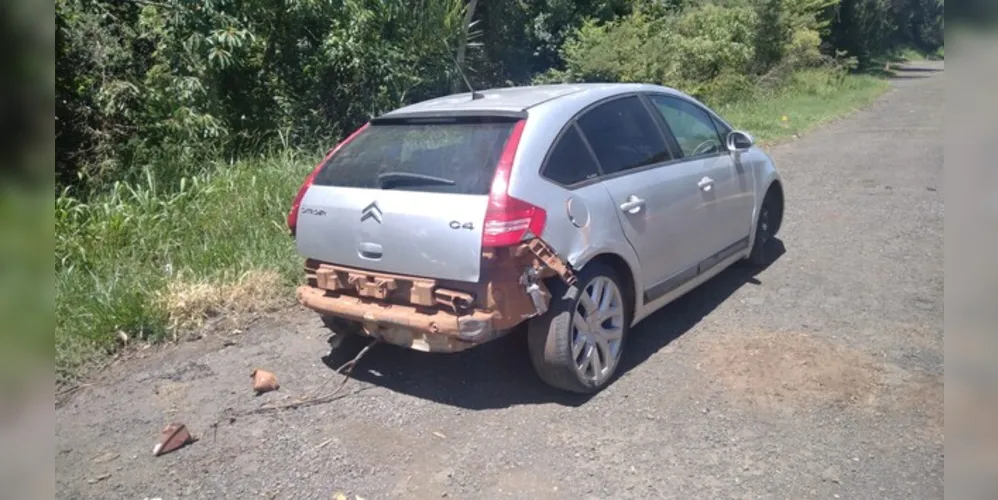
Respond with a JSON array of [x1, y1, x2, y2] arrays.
[[56, 61, 944, 500]]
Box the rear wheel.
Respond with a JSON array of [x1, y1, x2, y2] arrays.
[[527, 262, 630, 394]]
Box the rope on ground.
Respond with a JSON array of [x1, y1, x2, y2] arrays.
[[224, 337, 381, 419]]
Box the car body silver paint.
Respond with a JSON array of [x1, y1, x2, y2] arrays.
[[295, 82, 782, 327], [296, 186, 489, 282], [499, 83, 778, 324]]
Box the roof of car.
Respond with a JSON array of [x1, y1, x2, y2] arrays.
[[375, 83, 681, 120]]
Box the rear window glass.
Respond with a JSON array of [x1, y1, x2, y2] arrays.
[[312, 120, 516, 195]]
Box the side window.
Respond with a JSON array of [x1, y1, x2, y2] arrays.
[[542, 126, 601, 185], [576, 96, 672, 175], [648, 95, 723, 159]]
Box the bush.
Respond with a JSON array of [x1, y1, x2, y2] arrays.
[[535, 0, 833, 105], [56, 0, 471, 192]]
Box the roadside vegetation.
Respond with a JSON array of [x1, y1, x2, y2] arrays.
[[55, 0, 944, 382]]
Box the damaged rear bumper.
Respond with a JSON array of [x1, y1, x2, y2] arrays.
[[297, 285, 503, 353], [297, 238, 577, 354]]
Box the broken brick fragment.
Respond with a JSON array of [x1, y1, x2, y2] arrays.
[[251, 369, 280, 394], [153, 423, 194, 456]]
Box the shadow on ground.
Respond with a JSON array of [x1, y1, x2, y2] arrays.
[[320, 239, 786, 410], [890, 65, 943, 73], [866, 63, 943, 79]]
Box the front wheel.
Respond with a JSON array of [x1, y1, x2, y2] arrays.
[[527, 262, 630, 394], [746, 188, 781, 267]]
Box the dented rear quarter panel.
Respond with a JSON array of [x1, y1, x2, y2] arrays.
[[505, 88, 655, 321]]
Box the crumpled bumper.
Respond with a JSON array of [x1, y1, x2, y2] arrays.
[[296, 285, 504, 353]]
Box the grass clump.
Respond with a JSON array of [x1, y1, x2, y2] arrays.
[[55, 152, 315, 382], [156, 269, 287, 332], [718, 68, 890, 145]]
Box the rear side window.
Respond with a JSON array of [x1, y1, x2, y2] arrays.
[[576, 96, 672, 175], [312, 120, 516, 195], [542, 126, 601, 185]]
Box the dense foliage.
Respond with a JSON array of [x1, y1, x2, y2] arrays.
[[55, 0, 942, 192]]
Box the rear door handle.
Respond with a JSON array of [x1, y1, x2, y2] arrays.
[[619, 195, 645, 214], [698, 176, 714, 192]]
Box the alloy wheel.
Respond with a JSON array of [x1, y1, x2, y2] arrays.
[[570, 276, 626, 385]]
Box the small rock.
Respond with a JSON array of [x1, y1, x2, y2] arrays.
[[251, 369, 280, 394], [88, 473, 111, 484], [821, 466, 841, 484]]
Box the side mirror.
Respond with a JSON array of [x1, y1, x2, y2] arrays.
[[727, 130, 754, 152]]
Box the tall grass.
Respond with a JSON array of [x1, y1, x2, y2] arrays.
[[55, 151, 316, 381], [54, 68, 892, 381], [718, 68, 890, 145]]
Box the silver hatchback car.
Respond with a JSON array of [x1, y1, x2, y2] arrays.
[[289, 83, 784, 393]]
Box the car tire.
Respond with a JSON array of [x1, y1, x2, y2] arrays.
[[527, 262, 630, 394], [746, 188, 781, 267]]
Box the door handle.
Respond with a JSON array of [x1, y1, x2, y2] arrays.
[[619, 195, 645, 214], [698, 176, 714, 192]]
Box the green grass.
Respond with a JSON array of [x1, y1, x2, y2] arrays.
[[898, 45, 945, 61], [55, 152, 316, 382], [54, 67, 893, 381], [718, 68, 891, 145]]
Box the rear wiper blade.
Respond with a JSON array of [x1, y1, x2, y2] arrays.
[[377, 172, 456, 188]]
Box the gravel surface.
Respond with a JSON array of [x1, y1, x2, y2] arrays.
[[56, 61, 944, 500]]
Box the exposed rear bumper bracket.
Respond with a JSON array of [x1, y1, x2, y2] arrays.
[[525, 238, 577, 286], [297, 285, 501, 353]]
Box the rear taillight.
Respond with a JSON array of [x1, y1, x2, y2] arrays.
[[482, 119, 547, 248], [287, 123, 370, 236]]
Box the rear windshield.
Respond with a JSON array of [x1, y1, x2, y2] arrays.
[[312, 119, 517, 195]]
